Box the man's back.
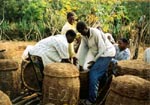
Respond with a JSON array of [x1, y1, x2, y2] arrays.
[[29, 35, 69, 66]]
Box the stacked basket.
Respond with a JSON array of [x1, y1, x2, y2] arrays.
[[105, 60, 150, 105]]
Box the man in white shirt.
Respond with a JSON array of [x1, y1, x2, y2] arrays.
[[76, 21, 116, 104], [29, 29, 76, 67]]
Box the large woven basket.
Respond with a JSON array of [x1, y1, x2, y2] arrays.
[[79, 70, 89, 99], [0, 90, 12, 105], [116, 60, 150, 81], [0, 49, 9, 59], [105, 75, 150, 105], [0, 59, 20, 99], [42, 63, 80, 105]]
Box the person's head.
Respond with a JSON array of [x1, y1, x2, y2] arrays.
[[76, 21, 89, 36], [67, 12, 75, 25], [66, 29, 76, 43], [118, 38, 129, 50]]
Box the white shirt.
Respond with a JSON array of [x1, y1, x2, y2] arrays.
[[105, 33, 115, 44], [29, 35, 69, 66], [77, 28, 116, 70], [144, 48, 150, 64]]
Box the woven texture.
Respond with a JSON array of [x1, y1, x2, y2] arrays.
[[116, 60, 150, 81], [0, 59, 20, 99], [44, 63, 79, 77], [0, 50, 9, 59], [79, 70, 89, 99], [105, 75, 150, 105], [0, 59, 18, 71], [0, 90, 12, 105], [43, 63, 80, 105]]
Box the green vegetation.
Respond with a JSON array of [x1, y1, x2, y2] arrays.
[[0, 0, 149, 41]]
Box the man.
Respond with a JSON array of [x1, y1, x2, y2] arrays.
[[61, 12, 81, 65], [113, 38, 131, 62], [21, 30, 76, 90], [28, 29, 76, 67], [111, 38, 130, 76], [61, 12, 76, 58], [61, 12, 76, 35], [76, 21, 116, 104]]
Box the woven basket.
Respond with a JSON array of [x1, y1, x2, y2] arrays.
[[21, 60, 41, 91], [42, 63, 80, 105], [0, 90, 12, 105], [79, 70, 89, 99], [0, 59, 20, 99], [116, 60, 150, 81], [0, 49, 9, 59], [105, 75, 150, 105]]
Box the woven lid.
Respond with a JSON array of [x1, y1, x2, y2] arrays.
[[111, 75, 150, 100], [0, 59, 18, 71], [117, 60, 150, 70], [44, 63, 79, 77], [117, 60, 150, 81]]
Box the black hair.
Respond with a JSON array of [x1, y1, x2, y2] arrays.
[[66, 29, 76, 37], [76, 21, 87, 32], [120, 38, 129, 44], [67, 12, 75, 19]]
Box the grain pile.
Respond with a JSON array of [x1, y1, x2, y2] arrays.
[[116, 60, 150, 81], [43, 63, 80, 105], [105, 75, 150, 105]]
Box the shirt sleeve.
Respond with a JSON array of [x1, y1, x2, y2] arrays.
[[69, 42, 76, 58], [54, 41, 69, 59], [121, 51, 130, 60], [94, 30, 107, 61]]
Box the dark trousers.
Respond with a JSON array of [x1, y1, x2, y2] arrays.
[[88, 57, 112, 103]]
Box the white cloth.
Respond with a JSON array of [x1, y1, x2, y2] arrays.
[[105, 33, 115, 44], [144, 48, 150, 64], [28, 35, 69, 66], [77, 28, 116, 70], [22, 45, 34, 60]]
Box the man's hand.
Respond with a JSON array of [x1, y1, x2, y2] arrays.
[[87, 61, 95, 69], [73, 57, 78, 65], [61, 59, 71, 63]]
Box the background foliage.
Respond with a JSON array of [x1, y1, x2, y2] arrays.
[[0, 0, 149, 42]]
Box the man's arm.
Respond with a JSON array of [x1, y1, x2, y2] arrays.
[[61, 59, 71, 63]]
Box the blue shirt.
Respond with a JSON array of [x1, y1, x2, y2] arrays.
[[114, 44, 130, 61]]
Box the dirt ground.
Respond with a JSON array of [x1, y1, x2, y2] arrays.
[[0, 41, 36, 63], [0, 41, 146, 63]]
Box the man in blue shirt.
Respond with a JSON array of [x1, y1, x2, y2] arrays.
[[113, 38, 131, 62]]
